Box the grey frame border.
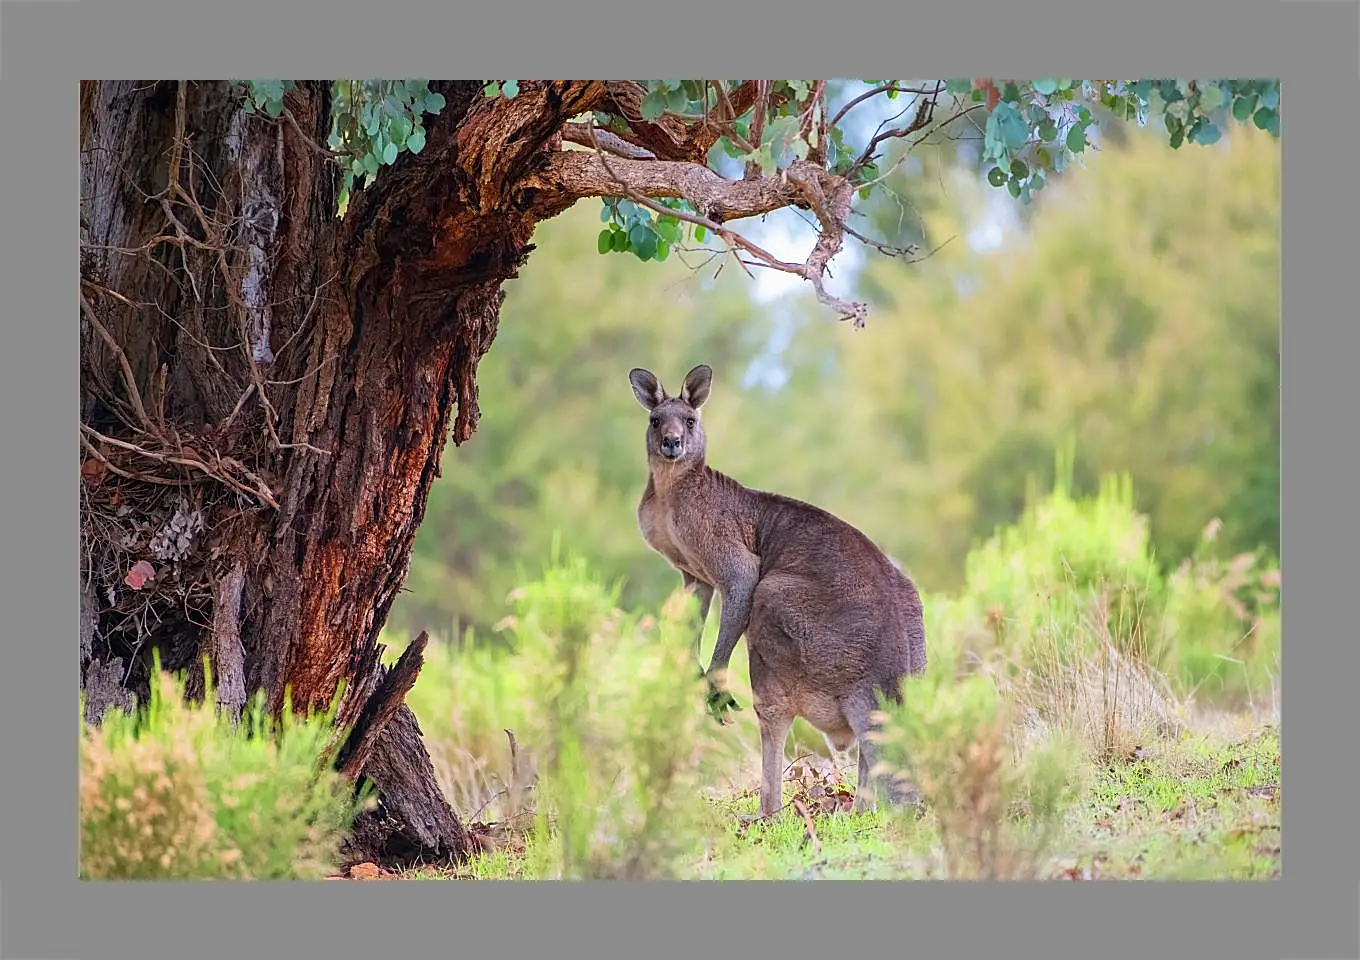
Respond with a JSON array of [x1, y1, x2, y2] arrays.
[[1, 0, 1353, 957]]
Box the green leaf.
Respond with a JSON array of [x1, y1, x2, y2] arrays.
[[382, 141, 398, 165], [389, 116, 412, 147], [987, 166, 1008, 187], [503, 79, 520, 99], [611, 229, 629, 252], [1037, 118, 1058, 142], [407, 127, 426, 155], [655, 239, 671, 262], [654, 216, 681, 243], [640, 91, 666, 121], [424, 91, 446, 114], [363, 152, 380, 176], [1066, 123, 1088, 154], [695, 224, 707, 243], [1002, 82, 1021, 104], [598, 229, 613, 255], [1253, 106, 1274, 131], [483, 81, 501, 98], [600, 203, 613, 223], [1260, 84, 1279, 110], [327, 131, 343, 151], [1190, 118, 1221, 145], [1232, 93, 1258, 122], [1033, 78, 1059, 96], [1010, 158, 1029, 180], [1057, 78, 1074, 91], [634, 231, 658, 262], [1197, 83, 1225, 113], [1034, 147, 1053, 171], [1007, 178, 1022, 199], [993, 102, 1029, 150], [945, 78, 973, 95], [858, 186, 872, 202]]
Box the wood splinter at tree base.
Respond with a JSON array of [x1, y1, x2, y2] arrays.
[[338, 631, 430, 780], [333, 631, 470, 866]]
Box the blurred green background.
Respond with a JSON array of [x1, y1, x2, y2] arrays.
[[389, 119, 1279, 649]]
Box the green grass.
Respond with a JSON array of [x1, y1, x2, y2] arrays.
[[389, 718, 1278, 882]]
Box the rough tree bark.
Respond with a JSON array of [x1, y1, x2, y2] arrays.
[[78, 78, 878, 867], [78, 79, 606, 864]]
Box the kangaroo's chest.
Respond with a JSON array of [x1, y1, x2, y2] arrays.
[[638, 494, 707, 580]]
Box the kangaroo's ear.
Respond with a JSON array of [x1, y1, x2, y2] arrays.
[[680, 364, 713, 409], [629, 368, 666, 410]]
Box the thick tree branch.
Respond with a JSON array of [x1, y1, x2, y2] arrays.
[[527, 136, 868, 326], [523, 149, 801, 224]]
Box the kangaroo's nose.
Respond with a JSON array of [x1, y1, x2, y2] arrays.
[[661, 435, 683, 456]]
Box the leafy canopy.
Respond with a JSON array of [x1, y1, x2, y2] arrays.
[[231, 78, 1281, 314]]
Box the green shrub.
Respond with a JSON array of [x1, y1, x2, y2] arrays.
[[79, 660, 367, 880], [497, 547, 735, 879], [869, 674, 1082, 879], [964, 451, 1166, 671], [1161, 520, 1282, 703]]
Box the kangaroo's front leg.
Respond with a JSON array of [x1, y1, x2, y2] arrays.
[[704, 553, 759, 723]]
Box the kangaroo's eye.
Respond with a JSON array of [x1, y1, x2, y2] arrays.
[[649, 417, 660, 428], [685, 417, 696, 428]]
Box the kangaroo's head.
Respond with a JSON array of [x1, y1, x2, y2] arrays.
[[628, 364, 712, 468]]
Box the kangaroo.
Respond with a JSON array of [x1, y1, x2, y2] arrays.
[[628, 363, 927, 818]]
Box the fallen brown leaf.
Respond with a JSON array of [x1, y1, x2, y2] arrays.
[[349, 862, 380, 880]]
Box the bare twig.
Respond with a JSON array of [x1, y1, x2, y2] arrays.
[[831, 82, 941, 127], [280, 104, 346, 159], [79, 423, 280, 509], [79, 290, 152, 430], [847, 85, 943, 178], [791, 797, 822, 854], [853, 102, 985, 193]]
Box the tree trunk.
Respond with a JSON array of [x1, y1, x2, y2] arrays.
[[78, 79, 605, 865]]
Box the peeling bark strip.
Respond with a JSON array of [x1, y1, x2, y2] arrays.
[[210, 562, 248, 722]]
